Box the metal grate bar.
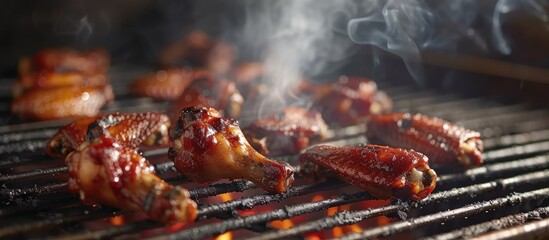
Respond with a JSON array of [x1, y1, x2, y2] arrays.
[[241, 170, 549, 240], [472, 217, 549, 240], [436, 154, 549, 188], [483, 129, 549, 149], [423, 206, 549, 240], [482, 140, 549, 163], [338, 187, 549, 240]]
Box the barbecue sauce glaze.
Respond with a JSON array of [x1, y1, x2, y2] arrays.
[[169, 107, 295, 193], [367, 113, 484, 169], [66, 136, 197, 223], [300, 144, 437, 201]]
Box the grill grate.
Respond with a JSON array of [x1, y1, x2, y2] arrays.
[[1, 77, 549, 239]]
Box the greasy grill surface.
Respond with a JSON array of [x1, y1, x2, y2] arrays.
[[1, 74, 549, 239]]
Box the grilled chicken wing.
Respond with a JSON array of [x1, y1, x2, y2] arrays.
[[170, 71, 243, 119], [47, 112, 170, 158], [130, 68, 195, 100], [302, 76, 392, 126], [66, 135, 197, 223], [159, 31, 235, 75], [169, 107, 295, 193], [244, 107, 328, 156], [366, 113, 484, 169], [13, 71, 108, 97], [11, 84, 114, 121], [300, 144, 437, 201], [20, 48, 109, 75]]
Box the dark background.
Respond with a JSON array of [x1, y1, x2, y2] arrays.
[[1, 0, 549, 105]]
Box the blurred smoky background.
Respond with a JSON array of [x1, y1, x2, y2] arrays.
[[1, 0, 549, 105]]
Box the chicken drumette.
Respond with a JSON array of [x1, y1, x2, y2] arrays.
[[66, 135, 197, 223], [169, 107, 295, 193]]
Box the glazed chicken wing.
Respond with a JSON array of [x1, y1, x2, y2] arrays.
[[170, 71, 243, 119], [20, 48, 109, 75], [11, 84, 114, 121], [244, 107, 328, 156], [66, 135, 197, 223], [130, 68, 195, 100], [303, 76, 392, 126], [159, 31, 235, 75], [366, 113, 484, 169], [300, 144, 437, 201], [47, 112, 170, 158], [169, 107, 295, 193], [13, 71, 108, 97]]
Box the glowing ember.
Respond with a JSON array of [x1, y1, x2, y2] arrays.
[[215, 231, 232, 240], [109, 215, 124, 226], [270, 219, 294, 230], [311, 194, 324, 202], [168, 222, 189, 232], [219, 192, 233, 202]]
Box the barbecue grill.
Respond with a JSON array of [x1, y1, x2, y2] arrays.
[[1, 64, 549, 239]]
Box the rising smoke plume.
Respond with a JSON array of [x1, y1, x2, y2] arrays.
[[195, 0, 549, 117]]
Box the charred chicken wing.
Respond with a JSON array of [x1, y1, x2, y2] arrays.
[[66, 135, 197, 223], [11, 84, 114, 121], [366, 113, 484, 169], [169, 107, 295, 193], [300, 144, 437, 201], [47, 112, 171, 158], [244, 107, 328, 156]]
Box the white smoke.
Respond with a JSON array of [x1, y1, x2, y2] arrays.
[[194, 0, 549, 115]]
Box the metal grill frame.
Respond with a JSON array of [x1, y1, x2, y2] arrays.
[[1, 78, 549, 240]]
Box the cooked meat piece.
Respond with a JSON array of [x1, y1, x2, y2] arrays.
[[233, 62, 264, 85], [13, 71, 108, 97], [11, 84, 114, 121], [169, 107, 295, 193], [206, 42, 235, 76], [304, 76, 392, 126], [170, 71, 243, 119], [243, 107, 328, 156], [367, 113, 484, 169], [47, 112, 170, 158], [66, 135, 197, 223], [130, 68, 195, 100], [21, 48, 109, 75], [300, 144, 437, 201], [159, 31, 235, 75], [35, 48, 108, 73]]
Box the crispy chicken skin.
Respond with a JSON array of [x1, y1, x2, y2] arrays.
[[170, 71, 243, 119], [169, 107, 295, 193], [302, 76, 392, 126], [11, 84, 114, 121], [300, 144, 437, 201], [244, 107, 328, 156], [47, 112, 171, 158], [367, 113, 484, 169], [66, 136, 197, 223], [130, 68, 195, 100]]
